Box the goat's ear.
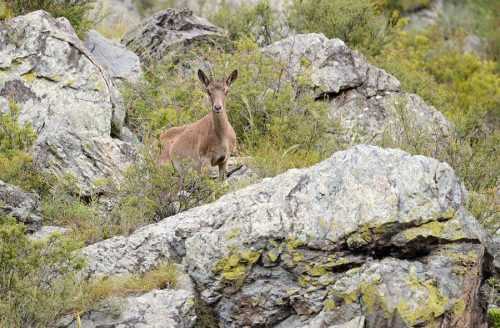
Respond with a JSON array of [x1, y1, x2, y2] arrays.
[[198, 69, 210, 87], [226, 69, 238, 86]]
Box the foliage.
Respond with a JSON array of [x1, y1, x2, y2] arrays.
[[287, 0, 399, 55], [385, 0, 431, 12], [88, 262, 178, 300], [123, 37, 336, 177], [490, 307, 500, 328], [3, 0, 95, 35], [438, 0, 500, 65], [0, 101, 48, 191], [210, 0, 279, 46], [0, 101, 36, 156], [0, 217, 86, 328], [110, 144, 226, 236]]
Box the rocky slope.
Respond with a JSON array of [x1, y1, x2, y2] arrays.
[[0, 11, 138, 194], [81, 145, 493, 327]]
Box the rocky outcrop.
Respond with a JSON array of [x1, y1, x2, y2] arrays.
[[82, 145, 492, 327], [84, 30, 142, 83], [62, 289, 197, 328], [122, 8, 227, 64], [0, 11, 137, 194], [263, 34, 452, 147], [0, 180, 42, 232]]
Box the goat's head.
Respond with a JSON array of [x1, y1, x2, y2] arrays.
[[198, 69, 238, 114]]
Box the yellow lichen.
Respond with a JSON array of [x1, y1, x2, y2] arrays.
[[22, 72, 37, 83], [225, 228, 240, 240], [397, 277, 448, 326], [287, 238, 304, 250], [403, 221, 445, 240], [309, 264, 328, 277], [214, 249, 261, 283], [323, 299, 336, 311], [266, 250, 278, 262]]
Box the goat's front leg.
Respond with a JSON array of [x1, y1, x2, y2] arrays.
[[218, 160, 228, 181]]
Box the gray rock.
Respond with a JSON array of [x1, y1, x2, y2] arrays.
[[404, 0, 444, 31], [122, 8, 227, 64], [82, 145, 491, 327], [62, 289, 196, 328], [0, 180, 42, 232], [263, 33, 452, 147], [29, 226, 70, 240], [84, 30, 142, 83], [463, 34, 485, 57], [0, 11, 137, 194], [208, 156, 260, 184]]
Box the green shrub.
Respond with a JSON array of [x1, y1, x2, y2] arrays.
[[0, 101, 48, 191], [0, 101, 35, 155], [287, 0, 399, 55], [210, 0, 279, 46], [110, 144, 226, 235], [0, 217, 86, 327], [88, 262, 178, 300], [4, 0, 95, 35], [490, 307, 500, 328], [385, 0, 431, 12]]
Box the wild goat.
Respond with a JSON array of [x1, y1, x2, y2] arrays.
[[158, 69, 238, 181]]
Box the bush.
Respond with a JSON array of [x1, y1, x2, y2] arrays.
[[385, 0, 431, 12], [0, 101, 48, 191], [3, 0, 95, 35], [0, 217, 86, 327], [110, 144, 226, 235], [123, 38, 337, 177], [210, 0, 279, 46], [287, 0, 399, 55]]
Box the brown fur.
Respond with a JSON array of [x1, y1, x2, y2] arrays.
[[158, 69, 238, 180]]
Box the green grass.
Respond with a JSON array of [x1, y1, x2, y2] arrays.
[[3, 0, 95, 35]]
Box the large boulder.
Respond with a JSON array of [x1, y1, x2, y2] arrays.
[[122, 8, 227, 64], [263, 33, 452, 147], [62, 289, 197, 328], [0, 180, 42, 232], [84, 30, 142, 84], [0, 11, 137, 194], [82, 145, 492, 327]]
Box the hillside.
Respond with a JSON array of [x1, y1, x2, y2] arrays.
[[0, 0, 498, 327]]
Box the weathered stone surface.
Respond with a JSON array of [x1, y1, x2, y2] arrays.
[[62, 289, 196, 328], [82, 145, 491, 327], [263, 33, 452, 146], [0, 180, 42, 232], [0, 11, 137, 194], [122, 8, 227, 64], [84, 30, 142, 83]]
